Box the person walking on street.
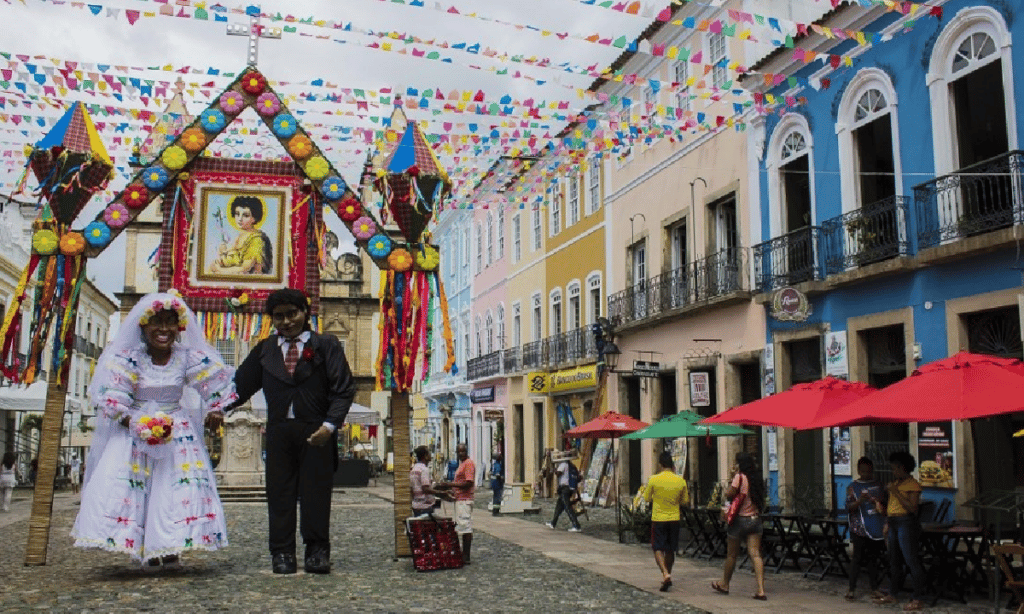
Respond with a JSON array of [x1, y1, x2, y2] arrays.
[[489, 452, 504, 516], [545, 456, 582, 532], [846, 457, 886, 601], [1, 452, 18, 512], [438, 443, 476, 563], [712, 452, 767, 601], [410, 446, 440, 516], [231, 288, 357, 575], [69, 455, 81, 495], [644, 451, 689, 592]]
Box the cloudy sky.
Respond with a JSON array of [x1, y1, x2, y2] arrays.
[[0, 0, 655, 296]]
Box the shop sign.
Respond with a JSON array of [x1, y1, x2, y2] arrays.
[[825, 331, 848, 378], [917, 421, 955, 489], [770, 287, 812, 322], [550, 365, 598, 394], [527, 371, 549, 394], [470, 386, 495, 404], [484, 408, 504, 421], [689, 371, 711, 407], [632, 360, 660, 378]]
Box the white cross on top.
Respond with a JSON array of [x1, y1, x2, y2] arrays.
[[226, 6, 282, 67]]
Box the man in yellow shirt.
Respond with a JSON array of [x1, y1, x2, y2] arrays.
[[644, 451, 689, 592]]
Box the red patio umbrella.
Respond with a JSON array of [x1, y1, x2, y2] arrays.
[[565, 411, 650, 439], [698, 376, 878, 429], [802, 351, 1024, 429]]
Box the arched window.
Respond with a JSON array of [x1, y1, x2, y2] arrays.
[[567, 281, 582, 331], [767, 114, 815, 237], [475, 316, 482, 357], [586, 272, 602, 324], [485, 312, 494, 354], [549, 289, 563, 336], [837, 68, 902, 212], [497, 304, 505, 349]]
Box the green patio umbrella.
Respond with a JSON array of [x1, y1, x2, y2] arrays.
[[621, 410, 753, 440]]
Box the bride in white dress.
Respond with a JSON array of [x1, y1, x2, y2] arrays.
[[71, 292, 237, 570]]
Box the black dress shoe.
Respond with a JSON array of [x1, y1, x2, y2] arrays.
[[304, 551, 331, 574], [272, 552, 297, 574]]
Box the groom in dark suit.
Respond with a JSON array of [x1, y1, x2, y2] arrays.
[[232, 288, 355, 574]]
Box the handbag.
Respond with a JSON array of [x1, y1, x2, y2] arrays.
[[723, 474, 747, 526]]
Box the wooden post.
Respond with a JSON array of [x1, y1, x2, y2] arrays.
[[24, 371, 71, 565], [391, 391, 411, 558]]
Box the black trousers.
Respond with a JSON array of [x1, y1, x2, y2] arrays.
[[265, 420, 335, 556]]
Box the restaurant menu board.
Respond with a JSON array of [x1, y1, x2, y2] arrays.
[[581, 439, 611, 504], [596, 448, 618, 508], [917, 421, 955, 489]]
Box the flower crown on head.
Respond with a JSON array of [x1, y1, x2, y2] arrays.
[[138, 293, 188, 331]]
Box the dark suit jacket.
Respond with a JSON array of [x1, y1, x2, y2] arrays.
[[232, 331, 356, 428]]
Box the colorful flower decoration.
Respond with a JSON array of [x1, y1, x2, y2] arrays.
[[180, 128, 206, 153], [135, 412, 174, 445], [32, 229, 59, 255], [161, 146, 187, 171], [104, 203, 130, 228], [139, 297, 188, 330], [59, 232, 86, 256], [366, 233, 393, 259], [388, 248, 413, 272], [272, 113, 298, 138], [320, 177, 347, 201], [338, 197, 361, 222], [414, 245, 440, 271], [256, 93, 281, 116], [351, 216, 377, 240], [200, 109, 226, 133], [241, 71, 267, 95], [219, 91, 244, 114], [123, 184, 150, 209], [304, 156, 329, 180], [141, 167, 169, 190], [287, 134, 313, 159], [301, 347, 315, 362], [84, 221, 112, 248], [406, 164, 421, 177], [228, 292, 251, 308]]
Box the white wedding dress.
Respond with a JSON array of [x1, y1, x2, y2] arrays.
[[71, 347, 236, 561]]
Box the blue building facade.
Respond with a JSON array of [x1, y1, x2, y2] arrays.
[[747, 2, 1023, 517]]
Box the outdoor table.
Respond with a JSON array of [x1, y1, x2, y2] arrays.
[[679, 507, 708, 558], [797, 516, 849, 580], [699, 507, 729, 560], [762, 513, 805, 573], [920, 523, 989, 606]]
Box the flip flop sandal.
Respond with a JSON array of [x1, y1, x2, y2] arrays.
[[753, 594, 767, 601], [711, 581, 730, 595], [660, 578, 672, 592]]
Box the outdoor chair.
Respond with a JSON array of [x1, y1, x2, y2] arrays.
[[992, 543, 1024, 613]]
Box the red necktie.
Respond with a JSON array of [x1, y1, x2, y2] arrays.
[[284, 339, 299, 376]]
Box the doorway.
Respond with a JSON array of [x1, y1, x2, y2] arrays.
[[737, 362, 763, 462], [533, 402, 544, 479], [513, 404, 524, 482], [782, 153, 814, 284], [659, 372, 677, 418], [691, 367, 719, 506], [625, 376, 642, 494], [866, 325, 909, 446], [787, 337, 824, 512]]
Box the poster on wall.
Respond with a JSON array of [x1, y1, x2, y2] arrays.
[[831, 426, 852, 476], [689, 371, 711, 407], [825, 331, 849, 378], [670, 438, 689, 479], [917, 421, 956, 488], [763, 344, 776, 396], [766, 426, 778, 471], [581, 439, 611, 504]]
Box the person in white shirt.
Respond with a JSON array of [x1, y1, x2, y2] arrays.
[[545, 459, 582, 532]]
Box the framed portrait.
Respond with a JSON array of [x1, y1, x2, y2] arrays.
[[194, 185, 288, 284]]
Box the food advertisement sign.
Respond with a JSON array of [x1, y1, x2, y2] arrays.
[[917, 421, 955, 489]]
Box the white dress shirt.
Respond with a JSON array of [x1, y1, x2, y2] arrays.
[[277, 331, 335, 433]]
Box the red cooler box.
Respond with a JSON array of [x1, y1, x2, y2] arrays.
[[405, 515, 464, 571]]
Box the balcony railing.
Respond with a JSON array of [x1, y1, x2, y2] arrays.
[[502, 346, 522, 373], [522, 340, 545, 370], [546, 326, 598, 366], [753, 226, 822, 293], [914, 150, 1024, 249], [466, 350, 501, 381], [822, 195, 909, 275], [608, 248, 749, 327]]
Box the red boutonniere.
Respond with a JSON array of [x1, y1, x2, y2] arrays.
[[301, 347, 315, 362]]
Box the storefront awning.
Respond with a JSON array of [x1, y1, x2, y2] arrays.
[[345, 403, 379, 425], [0, 382, 47, 412]]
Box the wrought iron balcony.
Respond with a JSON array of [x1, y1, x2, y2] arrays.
[[502, 346, 522, 374], [752, 226, 822, 293], [914, 150, 1024, 249], [608, 248, 749, 326], [545, 326, 598, 366], [522, 340, 546, 370], [465, 350, 502, 381], [822, 195, 909, 275]]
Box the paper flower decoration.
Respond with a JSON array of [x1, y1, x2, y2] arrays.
[[200, 109, 226, 133], [219, 91, 244, 114], [59, 232, 86, 256], [139, 297, 188, 329], [415, 245, 440, 271], [320, 177, 347, 201], [123, 184, 150, 209], [141, 167, 170, 190], [256, 93, 281, 116], [366, 234, 393, 259], [272, 114, 298, 138], [135, 412, 174, 446], [32, 229, 59, 255], [104, 203, 130, 228], [241, 72, 267, 95], [406, 164, 420, 177], [287, 135, 313, 159], [351, 216, 377, 240], [388, 248, 413, 272], [84, 221, 112, 248], [338, 197, 361, 222], [228, 292, 250, 308], [180, 128, 206, 153], [304, 156, 329, 180], [161, 146, 187, 171]]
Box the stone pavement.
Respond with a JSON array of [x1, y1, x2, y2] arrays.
[[0, 482, 1008, 613]]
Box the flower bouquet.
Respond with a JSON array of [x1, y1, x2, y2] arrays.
[[134, 412, 175, 458]]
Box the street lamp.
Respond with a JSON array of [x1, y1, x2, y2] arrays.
[[601, 341, 622, 372]]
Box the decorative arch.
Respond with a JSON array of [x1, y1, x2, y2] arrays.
[[766, 112, 816, 238], [836, 68, 903, 213], [927, 5, 1017, 174]]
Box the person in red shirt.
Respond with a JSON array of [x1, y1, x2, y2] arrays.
[[438, 443, 476, 563]]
